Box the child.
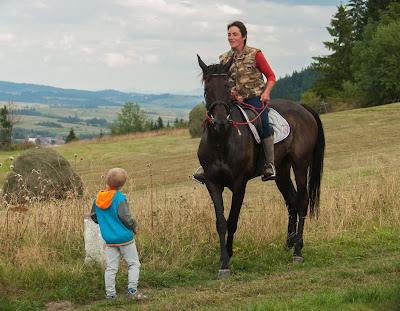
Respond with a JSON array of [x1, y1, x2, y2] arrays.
[[90, 168, 148, 301]]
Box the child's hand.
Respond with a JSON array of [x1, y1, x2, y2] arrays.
[[133, 227, 137, 235]]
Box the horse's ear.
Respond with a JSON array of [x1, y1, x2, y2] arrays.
[[222, 56, 234, 73], [197, 54, 207, 72]]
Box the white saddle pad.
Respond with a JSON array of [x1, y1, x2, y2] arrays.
[[236, 104, 291, 144]]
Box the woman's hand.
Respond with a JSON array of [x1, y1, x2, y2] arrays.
[[261, 80, 275, 104], [260, 90, 271, 104]]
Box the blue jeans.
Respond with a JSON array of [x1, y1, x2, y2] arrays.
[[243, 97, 271, 138]]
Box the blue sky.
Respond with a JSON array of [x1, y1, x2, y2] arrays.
[[0, 0, 348, 93]]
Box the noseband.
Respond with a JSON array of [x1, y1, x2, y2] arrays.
[[207, 101, 231, 119]]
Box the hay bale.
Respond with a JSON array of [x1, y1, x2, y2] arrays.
[[3, 147, 83, 203], [188, 103, 206, 138]]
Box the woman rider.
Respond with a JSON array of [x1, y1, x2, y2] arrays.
[[194, 20, 276, 183]]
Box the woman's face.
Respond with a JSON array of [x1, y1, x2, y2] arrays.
[[228, 26, 246, 51]]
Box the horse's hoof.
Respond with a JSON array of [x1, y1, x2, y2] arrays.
[[218, 269, 231, 279], [293, 255, 304, 264]]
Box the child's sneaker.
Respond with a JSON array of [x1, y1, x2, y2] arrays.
[[127, 289, 149, 302], [105, 295, 117, 300]]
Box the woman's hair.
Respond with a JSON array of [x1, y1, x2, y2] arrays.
[[227, 21, 247, 45]]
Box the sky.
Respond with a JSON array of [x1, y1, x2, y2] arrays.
[[0, 0, 348, 94]]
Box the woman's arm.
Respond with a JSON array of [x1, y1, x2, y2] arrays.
[[256, 51, 276, 103]]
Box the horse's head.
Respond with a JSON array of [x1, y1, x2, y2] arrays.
[[198, 54, 234, 133]]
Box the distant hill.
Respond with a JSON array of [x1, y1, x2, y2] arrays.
[[271, 67, 320, 101], [0, 81, 203, 109]]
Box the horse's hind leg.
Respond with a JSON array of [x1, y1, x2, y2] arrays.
[[275, 162, 298, 250], [292, 165, 310, 263]]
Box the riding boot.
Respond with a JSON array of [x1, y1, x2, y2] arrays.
[[261, 136, 276, 181], [192, 166, 205, 184]]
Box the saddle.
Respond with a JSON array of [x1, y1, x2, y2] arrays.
[[234, 103, 291, 144]]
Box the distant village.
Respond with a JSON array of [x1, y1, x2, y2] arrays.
[[24, 136, 65, 145]]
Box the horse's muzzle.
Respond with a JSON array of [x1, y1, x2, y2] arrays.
[[213, 118, 230, 132]]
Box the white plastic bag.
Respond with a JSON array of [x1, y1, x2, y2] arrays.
[[84, 214, 107, 264]]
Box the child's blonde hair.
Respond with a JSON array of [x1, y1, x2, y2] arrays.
[[106, 168, 128, 188]]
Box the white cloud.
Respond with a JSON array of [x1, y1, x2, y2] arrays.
[[216, 4, 242, 15], [143, 54, 160, 64], [0, 0, 342, 91], [0, 33, 15, 42], [103, 53, 131, 67]]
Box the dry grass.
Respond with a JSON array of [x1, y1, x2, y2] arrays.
[[0, 103, 400, 289]]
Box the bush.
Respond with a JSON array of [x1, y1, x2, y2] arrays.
[[188, 103, 206, 138]]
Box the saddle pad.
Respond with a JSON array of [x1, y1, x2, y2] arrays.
[[235, 104, 291, 144], [269, 108, 291, 144]]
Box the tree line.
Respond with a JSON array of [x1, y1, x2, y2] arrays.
[[302, 0, 400, 111]]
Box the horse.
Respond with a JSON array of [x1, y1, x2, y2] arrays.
[[196, 55, 325, 277]]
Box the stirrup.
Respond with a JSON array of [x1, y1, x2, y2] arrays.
[[261, 163, 276, 182], [192, 166, 205, 184]]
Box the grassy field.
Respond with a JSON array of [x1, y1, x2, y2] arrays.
[[9, 101, 191, 138], [0, 103, 399, 310]]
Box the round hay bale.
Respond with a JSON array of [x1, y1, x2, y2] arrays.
[[188, 103, 206, 138], [3, 147, 83, 203]]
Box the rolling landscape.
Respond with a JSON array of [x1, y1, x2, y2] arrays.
[[0, 102, 399, 310], [0, 81, 204, 139]]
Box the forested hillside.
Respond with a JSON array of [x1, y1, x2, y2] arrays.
[[270, 68, 320, 101], [0, 81, 202, 109]]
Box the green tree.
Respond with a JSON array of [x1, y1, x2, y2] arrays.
[[65, 128, 78, 143], [157, 116, 164, 129], [366, 0, 400, 21], [0, 102, 19, 147], [110, 102, 148, 135], [352, 4, 400, 105], [300, 90, 322, 113], [312, 5, 355, 97], [347, 0, 367, 40]]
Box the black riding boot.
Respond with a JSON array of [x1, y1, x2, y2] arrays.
[[261, 136, 276, 181]]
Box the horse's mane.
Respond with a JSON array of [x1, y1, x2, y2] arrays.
[[201, 63, 225, 83]]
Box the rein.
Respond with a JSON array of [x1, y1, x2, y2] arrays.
[[201, 89, 268, 135]]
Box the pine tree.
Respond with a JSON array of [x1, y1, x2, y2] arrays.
[[311, 5, 355, 97], [157, 116, 164, 129], [347, 0, 367, 40], [65, 128, 78, 143]]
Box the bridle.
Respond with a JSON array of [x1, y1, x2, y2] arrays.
[[203, 73, 231, 122], [200, 73, 268, 135]]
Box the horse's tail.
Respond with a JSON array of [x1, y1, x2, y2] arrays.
[[301, 104, 325, 218]]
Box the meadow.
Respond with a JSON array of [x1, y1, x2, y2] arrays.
[[8, 101, 192, 138], [0, 103, 399, 310]]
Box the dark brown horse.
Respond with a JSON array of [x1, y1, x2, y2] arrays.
[[197, 55, 325, 276]]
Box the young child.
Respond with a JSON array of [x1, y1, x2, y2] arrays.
[[90, 168, 148, 301]]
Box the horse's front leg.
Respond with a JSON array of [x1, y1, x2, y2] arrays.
[[226, 184, 246, 258], [206, 183, 229, 270]]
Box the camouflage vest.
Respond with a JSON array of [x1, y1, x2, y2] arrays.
[[219, 46, 266, 102]]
